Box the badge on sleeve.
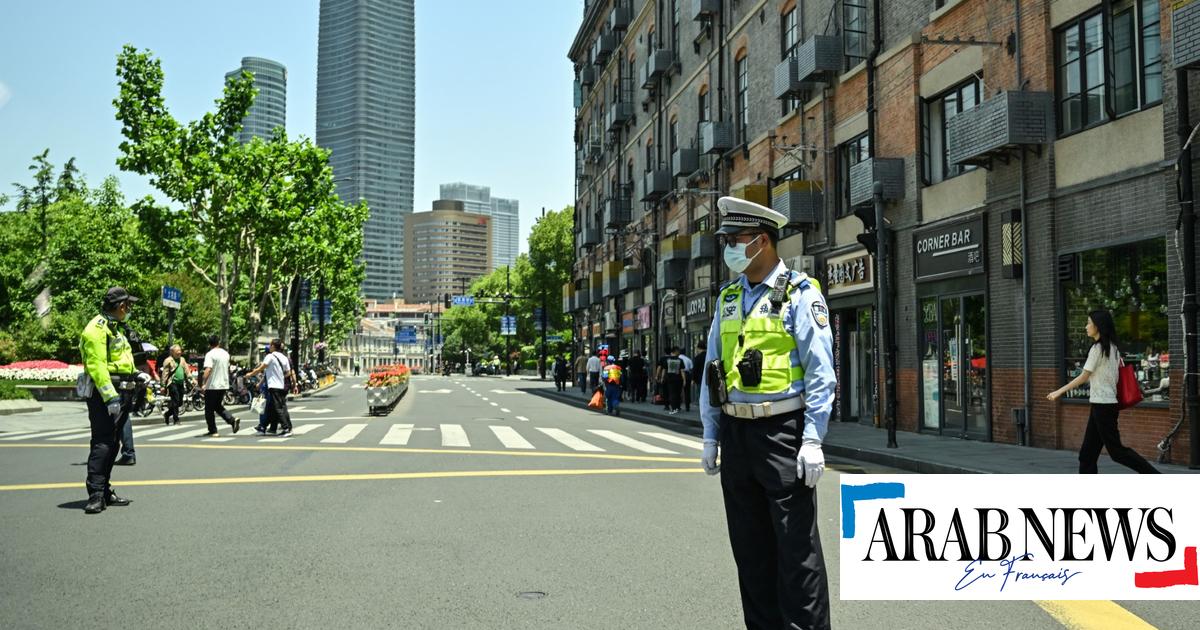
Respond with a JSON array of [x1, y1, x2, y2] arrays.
[[810, 302, 829, 328]]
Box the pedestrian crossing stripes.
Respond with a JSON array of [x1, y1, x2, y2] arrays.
[[5, 422, 697, 456]]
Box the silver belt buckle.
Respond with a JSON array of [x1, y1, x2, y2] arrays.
[[758, 401, 772, 418], [734, 403, 751, 418]]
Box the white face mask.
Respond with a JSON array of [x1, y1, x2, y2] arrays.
[[723, 235, 762, 273]]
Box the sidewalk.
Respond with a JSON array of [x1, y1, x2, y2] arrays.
[[527, 387, 1200, 475], [0, 380, 342, 433]]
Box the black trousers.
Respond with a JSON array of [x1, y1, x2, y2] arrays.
[[86, 388, 135, 495], [683, 372, 692, 411], [266, 388, 292, 432], [1078, 403, 1160, 474], [664, 376, 683, 411], [632, 373, 647, 402], [164, 382, 184, 424], [203, 389, 236, 433], [720, 411, 831, 630], [554, 372, 567, 391]]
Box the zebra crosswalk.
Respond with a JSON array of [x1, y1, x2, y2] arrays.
[[0, 422, 705, 455]]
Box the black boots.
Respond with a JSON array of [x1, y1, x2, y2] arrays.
[[84, 493, 105, 514], [105, 489, 131, 507]]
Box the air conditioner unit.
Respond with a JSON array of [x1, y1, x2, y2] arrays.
[[786, 256, 817, 278]]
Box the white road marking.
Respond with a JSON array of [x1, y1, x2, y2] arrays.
[[489, 426, 534, 449], [481, 397, 489, 401], [0, 428, 87, 440], [0, 430, 40, 438], [515, 416, 530, 422], [132, 425, 197, 438], [588, 430, 677, 454], [638, 432, 705, 450], [266, 423, 323, 442], [419, 389, 453, 394], [380, 424, 414, 445], [47, 429, 101, 441], [289, 408, 333, 414], [152, 428, 212, 441], [534, 428, 604, 452], [289, 406, 306, 412], [203, 437, 235, 442], [489, 390, 523, 394], [500, 408, 511, 413], [440, 424, 470, 447], [489, 402, 498, 407], [322, 423, 367, 443]]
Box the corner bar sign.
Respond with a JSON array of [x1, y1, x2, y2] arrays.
[[913, 216, 985, 282], [161, 285, 182, 310]]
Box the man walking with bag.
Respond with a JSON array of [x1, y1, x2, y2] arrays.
[[247, 339, 296, 437], [199, 335, 240, 437], [159, 345, 191, 426]]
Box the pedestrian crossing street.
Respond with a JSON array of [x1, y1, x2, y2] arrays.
[[0, 423, 704, 455]]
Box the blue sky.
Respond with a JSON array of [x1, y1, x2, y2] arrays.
[[0, 0, 582, 253]]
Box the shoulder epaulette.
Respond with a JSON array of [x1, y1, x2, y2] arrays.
[[718, 279, 738, 292]]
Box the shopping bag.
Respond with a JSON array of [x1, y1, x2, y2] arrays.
[[250, 395, 267, 415], [1116, 358, 1143, 410], [588, 390, 605, 409]]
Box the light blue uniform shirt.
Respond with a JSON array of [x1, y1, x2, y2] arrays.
[[698, 259, 837, 444]]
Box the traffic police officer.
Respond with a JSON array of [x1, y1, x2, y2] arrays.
[[80, 287, 146, 514], [698, 197, 835, 629]]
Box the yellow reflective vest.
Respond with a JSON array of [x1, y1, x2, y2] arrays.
[[79, 314, 135, 402], [717, 274, 823, 395]]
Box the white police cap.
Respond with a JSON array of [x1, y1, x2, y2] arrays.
[[715, 196, 788, 235]]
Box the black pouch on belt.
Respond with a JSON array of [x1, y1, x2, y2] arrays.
[[736, 349, 763, 387], [707, 359, 728, 406]]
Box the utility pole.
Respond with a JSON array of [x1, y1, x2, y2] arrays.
[[505, 265, 512, 376], [290, 275, 301, 374], [873, 183, 898, 449], [1178, 69, 1200, 468], [317, 279, 327, 364]]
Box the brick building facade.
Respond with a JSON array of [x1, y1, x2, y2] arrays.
[[568, 0, 1198, 465]]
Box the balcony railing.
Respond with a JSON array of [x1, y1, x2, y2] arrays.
[[605, 194, 632, 228], [672, 148, 698, 177], [848, 158, 904, 207], [772, 180, 823, 225], [700, 121, 733, 154], [642, 169, 672, 202]]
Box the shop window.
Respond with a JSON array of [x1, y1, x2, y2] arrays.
[[1056, 0, 1162, 137], [921, 76, 981, 185], [1060, 239, 1169, 402]]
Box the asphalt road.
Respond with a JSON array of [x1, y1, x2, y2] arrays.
[[0, 375, 1192, 629]]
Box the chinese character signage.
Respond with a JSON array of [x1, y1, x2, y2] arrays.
[[825, 251, 873, 297], [636, 305, 652, 330]]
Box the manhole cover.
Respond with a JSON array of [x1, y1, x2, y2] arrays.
[[517, 591, 547, 600]]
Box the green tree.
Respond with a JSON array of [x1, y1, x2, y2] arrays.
[[11, 149, 54, 251]]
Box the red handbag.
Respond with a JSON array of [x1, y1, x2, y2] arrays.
[[1116, 357, 1143, 410]]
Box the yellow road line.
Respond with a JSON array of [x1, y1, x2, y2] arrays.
[[0, 442, 694, 463], [1035, 601, 1157, 630], [0, 467, 700, 492]]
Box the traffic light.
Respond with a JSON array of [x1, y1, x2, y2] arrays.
[[444, 293, 452, 309], [853, 203, 878, 255]]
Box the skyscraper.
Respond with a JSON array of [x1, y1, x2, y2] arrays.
[[225, 57, 286, 143], [317, 0, 416, 300], [439, 182, 519, 270]]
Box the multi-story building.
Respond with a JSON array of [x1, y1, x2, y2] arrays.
[[225, 57, 287, 143], [316, 0, 416, 300], [403, 200, 493, 305], [439, 182, 520, 269], [568, 0, 1198, 465], [335, 300, 440, 372]]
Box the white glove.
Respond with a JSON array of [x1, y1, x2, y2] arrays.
[[106, 398, 123, 424], [797, 438, 825, 488], [701, 439, 720, 475]]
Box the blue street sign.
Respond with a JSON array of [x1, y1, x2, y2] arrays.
[[161, 286, 182, 309], [547, 335, 563, 343], [310, 300, 332, 324], [533, 307, 546, 331], [453, 295, 475, 307], [396, 325, 419, 344], [500, 315, 517, 336]]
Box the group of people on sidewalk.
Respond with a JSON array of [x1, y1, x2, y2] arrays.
[[556, 344, 708, 416]]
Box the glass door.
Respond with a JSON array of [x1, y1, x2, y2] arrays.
[[853, 307, 876, 425], [919, 293, 989, 438]]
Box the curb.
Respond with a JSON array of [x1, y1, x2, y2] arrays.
[[525, 388, 983, 475], [0, 399, 44, 415]]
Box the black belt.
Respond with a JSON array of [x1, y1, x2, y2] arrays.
[[110, 374, 138, 390]]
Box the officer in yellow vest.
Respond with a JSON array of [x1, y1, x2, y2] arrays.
[[698, 197, 835, 629], [79, 287, 147, 514]]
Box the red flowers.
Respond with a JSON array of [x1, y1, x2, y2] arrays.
[[367, 364, 411, 388]]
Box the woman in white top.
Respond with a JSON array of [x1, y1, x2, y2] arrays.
[[1047, 310, 1159, 474]]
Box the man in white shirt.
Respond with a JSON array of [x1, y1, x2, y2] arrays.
[[246, 338, 296, 437], [199, 335, 239, 437], [678, 350, 694, 412], [586, 352, 602, 391]]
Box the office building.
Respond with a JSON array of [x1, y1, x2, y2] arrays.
[[317, 0, 416, 299], [404, 200, 492, 304], [225, 57, 286, 143], [439, 182, 520, 269]]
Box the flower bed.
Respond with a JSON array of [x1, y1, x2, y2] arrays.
[[0, 360, 84, 383], [366, 364, 411, 415]]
